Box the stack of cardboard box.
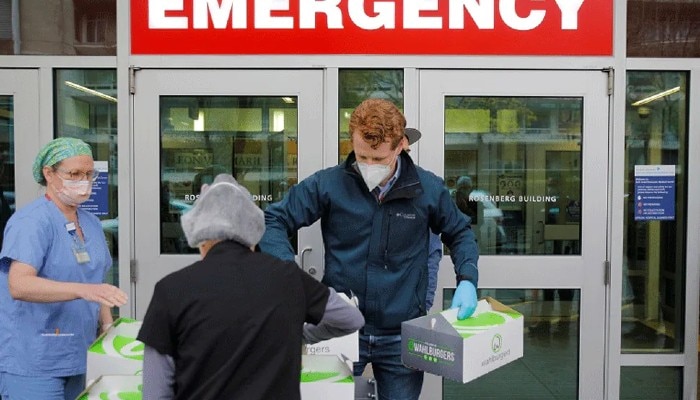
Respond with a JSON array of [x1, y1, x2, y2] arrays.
[[78, 318, 145, 398], [78, 315, 360, 399]]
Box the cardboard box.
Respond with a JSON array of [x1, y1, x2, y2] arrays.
[[76, 375, 142, 400], [401, 297, 523, 383], [304, 293, 360, 361], [300, 355, 354, 400], [304, 331, 359, 361], [79, 357, 353, 400], [87, 318, 144, 381]]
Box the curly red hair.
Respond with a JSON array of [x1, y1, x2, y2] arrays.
[[349, 98, 406, 150]]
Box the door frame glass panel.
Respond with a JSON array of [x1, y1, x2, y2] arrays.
[[418, 70, 609, 400], [0, 70, 40, 210], [132, 69, 324, 318]]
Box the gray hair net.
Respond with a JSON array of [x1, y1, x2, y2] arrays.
[[456, 176, 472, 188], [181, 174, 265, 248]]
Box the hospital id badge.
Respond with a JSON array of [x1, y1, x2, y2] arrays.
[[66, 222, 90, 264], [72, 243, 91, 264]]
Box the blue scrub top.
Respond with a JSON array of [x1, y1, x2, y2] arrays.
[[0, 197, 112, 377]]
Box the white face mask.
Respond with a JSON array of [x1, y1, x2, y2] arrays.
[[55, 178, 92, 206], [357, 149, 399, 191], [357, 162, 392, 191]]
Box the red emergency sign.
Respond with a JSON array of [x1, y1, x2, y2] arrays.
[[130, 0, 613, 56]]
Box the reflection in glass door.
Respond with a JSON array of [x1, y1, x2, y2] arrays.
[[443, 97, 583, 257], [419, 70, 609, 400], [0, 95, 14, 250], [0, 70, 39, 226], [0, 96, 15, 248], [133, 70, 324, 318], [159, 96, 300, 255]]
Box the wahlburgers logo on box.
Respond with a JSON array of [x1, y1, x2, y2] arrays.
[[89, 318, 144, 360], [407, 338, 456, 364], [481, 333, 511, 368]]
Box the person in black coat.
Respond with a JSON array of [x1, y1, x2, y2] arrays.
[[137, 174, 364, 400]]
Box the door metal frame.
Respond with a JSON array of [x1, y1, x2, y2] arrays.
[[0, 69, 40, 209], [131, 69, 325, 318], [417, 69, 610, 400]]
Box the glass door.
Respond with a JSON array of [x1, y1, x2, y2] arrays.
[[132, 70, 324, 318], [0, 70, 40, 241], [419, 70, 609, 399]]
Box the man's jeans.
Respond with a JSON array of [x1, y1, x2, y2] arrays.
[[354, 333, 424, 400]]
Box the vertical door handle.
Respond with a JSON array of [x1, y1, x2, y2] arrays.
[[537, 221, 545, 245], [300, 246, 312, 272]]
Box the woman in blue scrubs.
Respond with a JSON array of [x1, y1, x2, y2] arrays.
[[0, 138, 128, 400]]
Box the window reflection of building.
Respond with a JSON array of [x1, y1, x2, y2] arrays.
[[627, 0, 700, 57], [454, 176, 478, 224], [444, 97, 582, 256], [159, 96, 299, 255], [0, 0, 116, 56], [0, 149, 12, 250]]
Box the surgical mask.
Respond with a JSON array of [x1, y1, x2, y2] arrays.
[[357, 157, 395, 191], [55, 178, 92, 206]]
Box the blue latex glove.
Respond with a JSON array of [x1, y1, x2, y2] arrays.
[[450, 280, 477, 320]]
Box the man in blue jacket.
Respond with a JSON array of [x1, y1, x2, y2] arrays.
[[260, 98, 479, 400]]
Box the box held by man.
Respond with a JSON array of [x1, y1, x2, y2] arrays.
[[401, 297, 523, 383]]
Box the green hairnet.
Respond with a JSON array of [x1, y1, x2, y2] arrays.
[[32, 137, 93, 185]]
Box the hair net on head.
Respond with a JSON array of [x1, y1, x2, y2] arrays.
[[456, 176, 472, 188], [32, 137, 93, 185], [181, 174, 265, 248]]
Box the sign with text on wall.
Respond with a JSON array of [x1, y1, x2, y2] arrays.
[[81, 161, 109, 217], [131, 0, 613, 55], [634, 165, 675, 221]]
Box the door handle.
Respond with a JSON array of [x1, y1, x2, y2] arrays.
[[300, 246, 312, 272], [537, 221, 545, 245]]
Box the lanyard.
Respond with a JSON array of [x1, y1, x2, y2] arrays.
[[66, 222, 90, 264], [46, 194, 91, 264]]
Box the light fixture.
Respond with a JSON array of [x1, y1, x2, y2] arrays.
[[631, 86, 680, 107], [282, 97, 295, 104], [193, 110, 205, 132], [272, 110, 285, 132], [64, 81, 118, 103]]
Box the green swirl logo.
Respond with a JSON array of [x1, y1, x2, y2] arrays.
[[491, 334, 503, 353]]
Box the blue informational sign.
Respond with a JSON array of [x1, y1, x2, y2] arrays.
[[80, 161, 109, 217], [634, 165, 675, 221]]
